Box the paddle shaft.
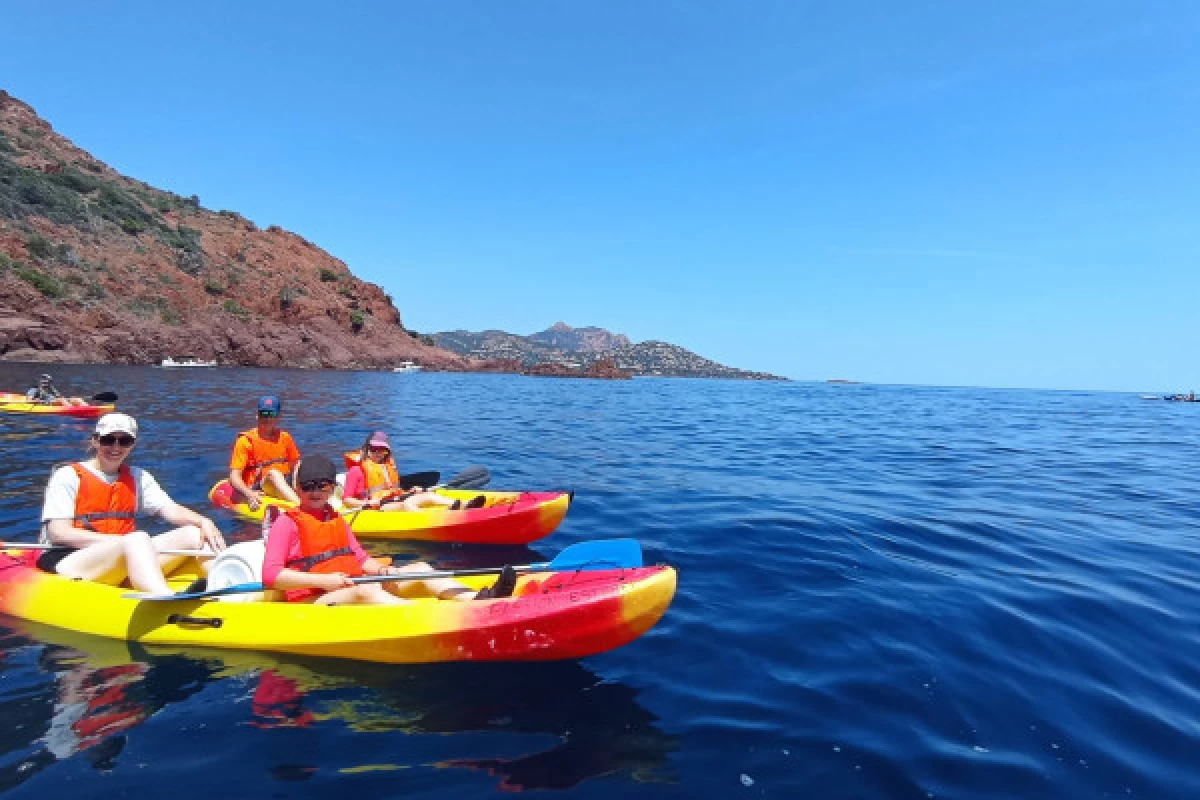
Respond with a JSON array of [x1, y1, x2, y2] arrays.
[[125, 538, 643, 601], [1, 542, 215, 558]]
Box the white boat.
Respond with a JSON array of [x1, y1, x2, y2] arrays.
[[161, 356, 217, 368], [393, 361, 423, 373]]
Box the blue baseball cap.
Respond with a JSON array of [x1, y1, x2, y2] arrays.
[[257, 395, 282, 415]]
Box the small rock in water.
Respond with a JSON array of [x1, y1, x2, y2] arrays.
[[740, 774, 755, 787]]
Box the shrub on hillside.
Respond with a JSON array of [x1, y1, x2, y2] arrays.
[[26, 234, 53, 260], [16, 265, 65, 298], [350, 310, 366, 333], [223, 299, 251, 318], [319, 268, 338, 282]]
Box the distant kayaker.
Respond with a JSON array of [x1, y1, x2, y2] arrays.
[[26, 374, 86, 406], [228, 395, 301, 511], [37, 412, 226, 595], [262, 455, 516, 605], [341, 430, 486, 513]]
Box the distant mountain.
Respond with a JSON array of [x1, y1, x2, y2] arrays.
[[432, 323, 786, 380]]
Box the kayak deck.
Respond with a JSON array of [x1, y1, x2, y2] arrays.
[[0, 552, 676, 663]]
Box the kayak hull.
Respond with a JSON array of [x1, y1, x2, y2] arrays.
[[209, 480, 571, 544], [0, 392, 113, 418], [0, 552, 675, 663]]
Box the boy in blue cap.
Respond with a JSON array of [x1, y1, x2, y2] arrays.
[[228, 395, 301, 510]]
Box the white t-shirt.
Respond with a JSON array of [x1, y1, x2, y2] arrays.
[[40, 463, 174, 542]]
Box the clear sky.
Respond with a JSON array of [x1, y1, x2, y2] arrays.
[[2, 1, 1198, 390]]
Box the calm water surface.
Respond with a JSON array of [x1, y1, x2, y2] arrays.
[[0, 365, 1196, 798]]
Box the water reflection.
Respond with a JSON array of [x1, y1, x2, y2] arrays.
[[0, 620, 677, 791]]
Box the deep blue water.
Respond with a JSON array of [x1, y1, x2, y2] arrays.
[[0, 364, 1197, 798]]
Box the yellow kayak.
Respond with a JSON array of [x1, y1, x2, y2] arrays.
[[0, 391, 114, 418], [0, 549, 676, 664], [209, 480, 571, 544]]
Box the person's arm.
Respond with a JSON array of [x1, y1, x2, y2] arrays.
[[285, 434, 301, 473], [159, 503, 226, 551], [341, 466, 371, 509], [227, 436, 262, 510]]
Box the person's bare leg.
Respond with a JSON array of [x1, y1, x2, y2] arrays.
[[380, 561, 477, 601], [316, 584, 408, 606], [261, 470, 301, 504], [56, 531, 172, 594]]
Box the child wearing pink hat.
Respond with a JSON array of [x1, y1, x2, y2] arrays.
[[342, 431, 485, 513]]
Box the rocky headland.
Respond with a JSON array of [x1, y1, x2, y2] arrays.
[[0, 90, 474, 370]]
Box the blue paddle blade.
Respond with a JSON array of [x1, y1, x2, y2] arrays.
[[548, 538, 643, 570]]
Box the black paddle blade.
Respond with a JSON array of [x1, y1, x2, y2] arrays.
[[444, 465, 490, 489], [399, 471, 440, 490], [91, 392, 118, 403]]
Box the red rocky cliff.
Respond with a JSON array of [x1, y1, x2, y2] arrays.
[[0, 90, 479, 370]]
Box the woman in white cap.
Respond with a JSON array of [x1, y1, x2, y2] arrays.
[[341, 430, 485, 512], [37, 412, 227, 595]]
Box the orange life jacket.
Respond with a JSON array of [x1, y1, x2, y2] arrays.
[[284, 506, 361, 577], [361, 456, 400, 500], [237, 428, 294, 487], [72, 463, 138, 535]]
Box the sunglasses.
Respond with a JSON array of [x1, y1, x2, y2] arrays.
[[298, 479, 335, 492], [96, 434, 136, 447], [368, 446, 391, 454], [258, 411, 279, 418]]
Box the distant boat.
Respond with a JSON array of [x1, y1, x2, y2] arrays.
[[393, 361, 423, 373], [161, 356, 217, 368]]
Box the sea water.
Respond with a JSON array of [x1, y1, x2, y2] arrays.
[[0, 365, 1196, 798]]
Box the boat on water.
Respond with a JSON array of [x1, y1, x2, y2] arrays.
[[208, 479, 571, 544], [394, 361, 423, 373], [0, 546, 675, 664], [161, 356, 217, 368], [0, 392, 114, 418]]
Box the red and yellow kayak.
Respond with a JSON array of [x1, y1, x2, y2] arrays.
[[208, 480, 571, 545], [0, 392, 114, 418], [0, 551, 676, 663]]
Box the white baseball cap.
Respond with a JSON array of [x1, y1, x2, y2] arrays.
[[94, 413, 138, 438]]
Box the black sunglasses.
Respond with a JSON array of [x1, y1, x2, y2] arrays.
[[298, 479, 335, 492], [258, 410, 279, 418], [96, 434, 136, 447]]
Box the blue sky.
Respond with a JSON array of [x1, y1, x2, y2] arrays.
[[2, 1, 1198, 390]]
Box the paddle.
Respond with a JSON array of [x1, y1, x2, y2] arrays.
[[399, 470, 440, 490], [2, 541, 216, 558], [125, 538, 644, 601]]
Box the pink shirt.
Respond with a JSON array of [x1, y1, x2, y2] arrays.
[[262, 505, 370, 586], [343, 464, 367, 501]]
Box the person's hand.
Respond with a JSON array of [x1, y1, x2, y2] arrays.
[[198, 518, 226, 552], [245, 490, 262, 511], [320, 572, 354, 590]]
